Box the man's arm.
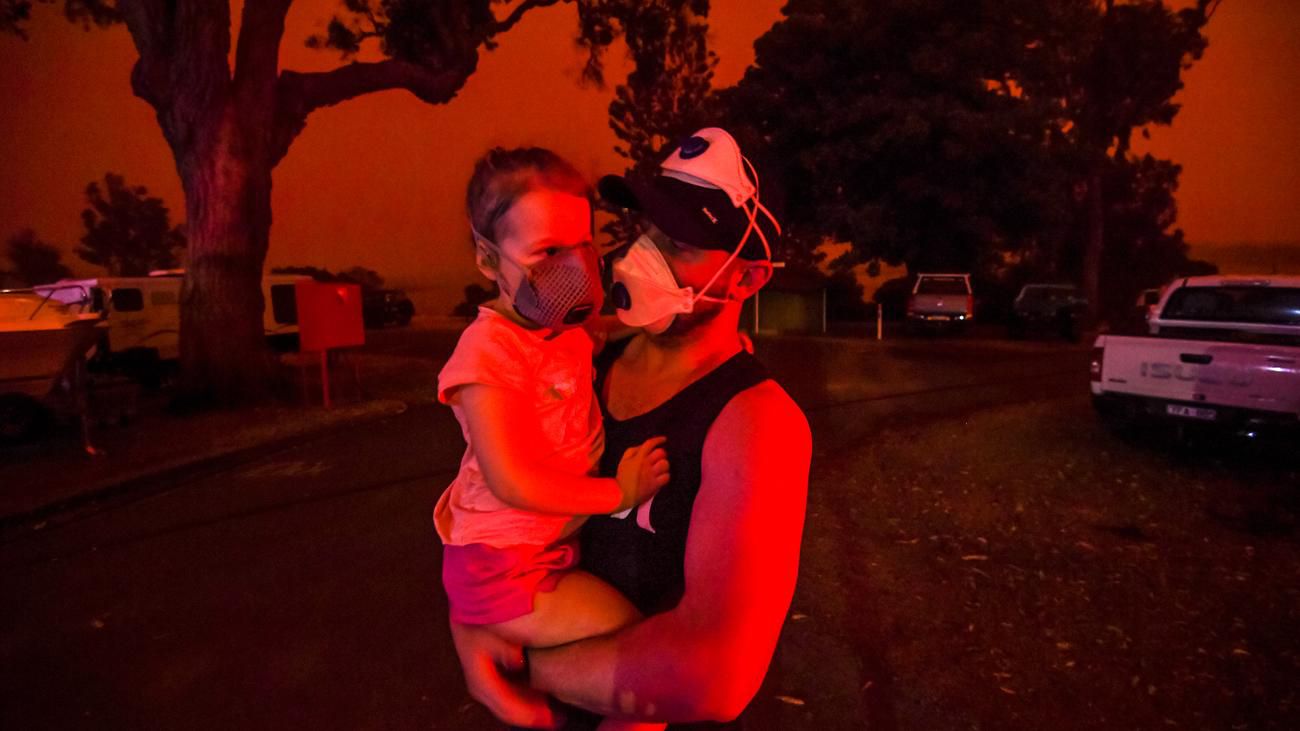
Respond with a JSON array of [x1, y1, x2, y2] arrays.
[[528, 381, 811, 723]]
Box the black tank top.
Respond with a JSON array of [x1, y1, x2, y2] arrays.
[[582, 336, 771, 615], [554, 337, 771, 731]]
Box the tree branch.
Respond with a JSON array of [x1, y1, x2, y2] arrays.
[[282, 58, 469, 111], [489, 0, 564, 37], [272, 59, 472, 163], [233, 0, 294, 92], [118, 0, 172, 109]]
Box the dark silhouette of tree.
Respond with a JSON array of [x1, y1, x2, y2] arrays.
[[598, 1, 717, 246], [1093, 154, 1216, 322], [452, 282, 498, 318], [717, 0, 1068, 276], [337, 266, 384, 289], [7, 0, 713, 404], [0, 0, 117, 39], [270, 265, 338, 281], [716, 0, 1217, 321], [77, 173, 187, 277], [1015, 0, 1220, 320], [4, 229, 73, 286]]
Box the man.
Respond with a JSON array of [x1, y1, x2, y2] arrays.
[[450, 128, 811, 729]]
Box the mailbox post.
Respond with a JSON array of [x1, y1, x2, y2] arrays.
[[294, 280, 365, 408]]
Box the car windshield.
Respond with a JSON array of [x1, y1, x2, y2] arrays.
[[1160, 286, 1300, 326], [916, 277, 969, 296]]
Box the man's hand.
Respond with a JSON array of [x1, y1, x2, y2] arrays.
[[449, 620, 563, 729]]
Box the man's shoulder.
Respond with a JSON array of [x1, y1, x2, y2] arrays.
[[709, 378, 811, 452]]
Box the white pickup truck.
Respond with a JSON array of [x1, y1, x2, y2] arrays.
[[1091, 275, 1300, 436]]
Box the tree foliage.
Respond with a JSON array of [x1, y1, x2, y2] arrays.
[[598, 1, 717, 245], [717, 0, 1070, 273], [1, 0, 117, 39], [338, 265, 384, 289], [77, 172, 186, 277], [4, 228, 73, 286], [712, 0, 1217, 318]]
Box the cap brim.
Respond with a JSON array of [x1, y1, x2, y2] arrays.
[[600, 175, 747, 249]]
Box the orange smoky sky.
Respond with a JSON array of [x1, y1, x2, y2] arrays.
[[1, 0, 1297, 313]]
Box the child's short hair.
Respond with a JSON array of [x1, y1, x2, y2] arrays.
[[466, 147, 593, 246]]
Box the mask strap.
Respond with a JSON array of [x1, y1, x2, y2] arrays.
[[691, 166, 778, 304]]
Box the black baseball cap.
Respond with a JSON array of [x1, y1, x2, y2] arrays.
[[598, 128, 781, 261]]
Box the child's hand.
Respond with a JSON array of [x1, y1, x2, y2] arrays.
[[615, 436, 670, 512]]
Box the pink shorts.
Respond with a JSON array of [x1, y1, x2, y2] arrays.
[[441, 539, 580, 625]]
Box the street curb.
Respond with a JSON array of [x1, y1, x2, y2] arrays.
[[0, 400, 410, 532]]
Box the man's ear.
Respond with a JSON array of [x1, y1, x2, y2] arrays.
[[733, 260, 773, 300]]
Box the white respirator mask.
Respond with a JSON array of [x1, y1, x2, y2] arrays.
[[608, 129, 780, 334]]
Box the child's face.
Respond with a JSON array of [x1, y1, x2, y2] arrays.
[[478, 189, 593, 289], [476, 188, 595, 329]]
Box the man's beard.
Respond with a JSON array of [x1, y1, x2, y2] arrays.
[[659, 299, 726, 338]]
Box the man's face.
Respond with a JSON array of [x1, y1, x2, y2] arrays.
[[640, 222, 738, 335], [641, 223, 737, 300]]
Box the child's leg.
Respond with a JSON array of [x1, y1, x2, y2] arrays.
[[489, 570, 639, 649], [489, 571, 667, 731]]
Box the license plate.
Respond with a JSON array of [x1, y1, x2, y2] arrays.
[[1166, 404, 1216, 421]]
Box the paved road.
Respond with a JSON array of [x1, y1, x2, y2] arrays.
[[0, 332, 1089, 730]]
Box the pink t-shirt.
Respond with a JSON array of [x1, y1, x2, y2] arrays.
[[433, 307, 604, 548]]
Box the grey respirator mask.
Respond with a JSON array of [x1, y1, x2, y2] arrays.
[[473, 227, 604, 332]]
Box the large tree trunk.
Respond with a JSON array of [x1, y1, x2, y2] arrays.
[[116, 0, 514, 405], [176, 108, 277, 404]]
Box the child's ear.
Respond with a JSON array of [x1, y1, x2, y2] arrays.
[[474, 242, 500, 282]]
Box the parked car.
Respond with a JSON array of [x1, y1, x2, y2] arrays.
[[362, 288, 415, 328], [1091, 275, 1300, 439], [1008, 284, 1088, 340], [906, 273, 974, 333]]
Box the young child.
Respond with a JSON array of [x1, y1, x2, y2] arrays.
[[435, 147, 667, 730]]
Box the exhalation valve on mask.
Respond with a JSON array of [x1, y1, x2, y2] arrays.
[[609, 235, 700, 334]]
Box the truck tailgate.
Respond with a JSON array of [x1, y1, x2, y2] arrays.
[[1100, 336, 1300, 414], [910, 294, 968, 315]]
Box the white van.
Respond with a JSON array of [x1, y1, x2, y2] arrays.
[[37, 271, 305, 365]]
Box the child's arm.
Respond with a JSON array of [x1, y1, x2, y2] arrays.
[[452, 383, 668, 516]]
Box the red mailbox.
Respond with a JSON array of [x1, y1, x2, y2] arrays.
[[295, 280, 365, 352]]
